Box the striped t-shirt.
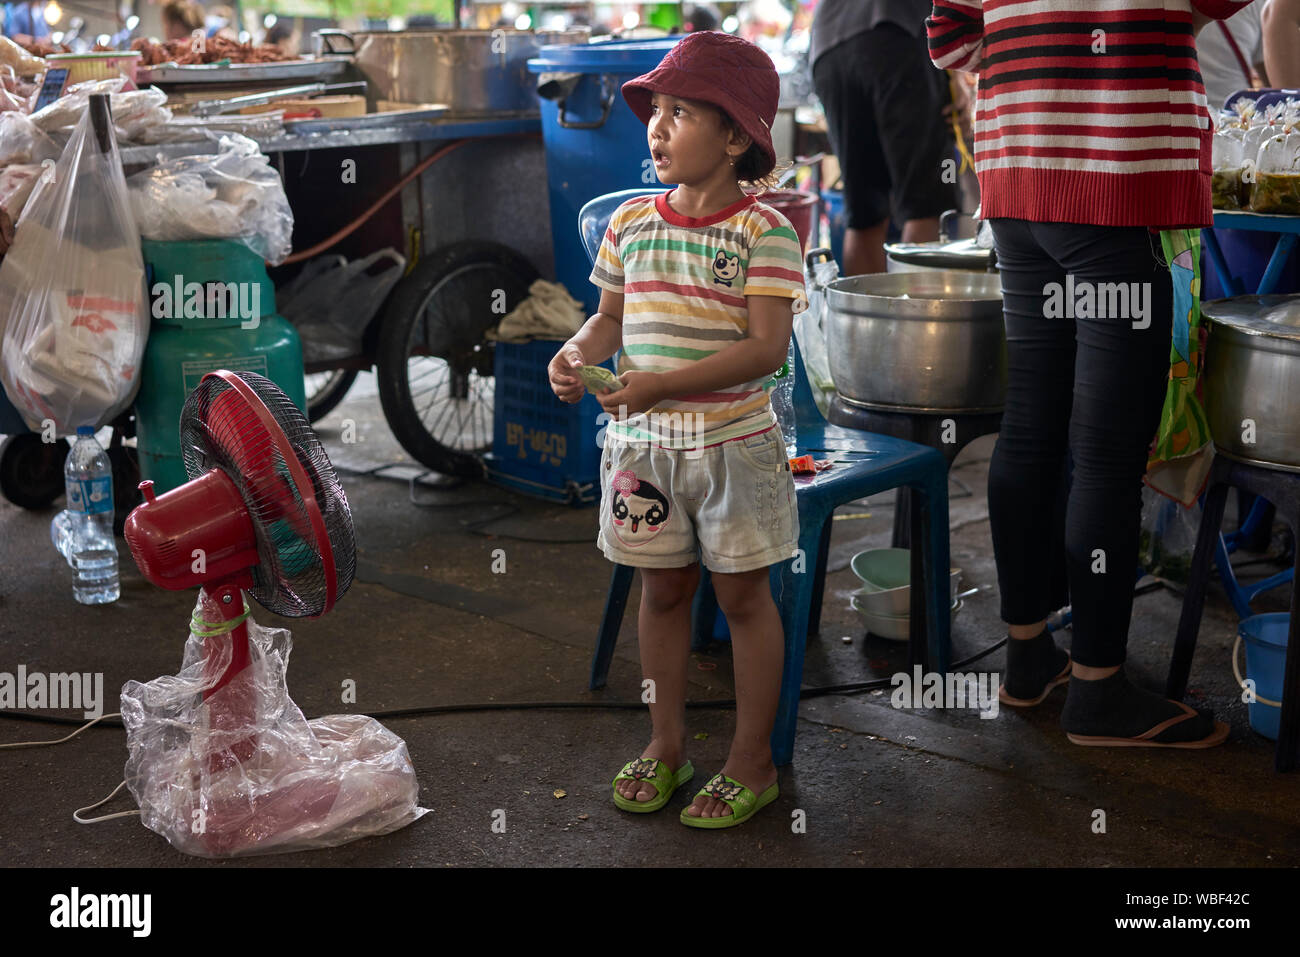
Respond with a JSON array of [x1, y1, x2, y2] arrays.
[[589, 190, 807, 448], [926, 0, 1252, 228]]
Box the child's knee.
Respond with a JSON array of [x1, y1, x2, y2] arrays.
[[640, 564, 700, 614], [712, 568, 774, 622]]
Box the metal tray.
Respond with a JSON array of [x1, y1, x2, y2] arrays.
[[137, 58, 350, 84], [283, 105, 448, 134]]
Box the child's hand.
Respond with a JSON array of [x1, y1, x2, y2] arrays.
[[549, 342, 586, 404], [597, 370, 664, 417]]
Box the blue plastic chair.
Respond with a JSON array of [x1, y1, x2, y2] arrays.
[[577, 189, 953, 766]]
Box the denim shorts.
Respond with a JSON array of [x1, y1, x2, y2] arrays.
[[596, 425, 799, 574]]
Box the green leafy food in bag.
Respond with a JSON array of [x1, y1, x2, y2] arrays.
[[1212, 170, 1242, 210], [1251, 172, 1300, 215]]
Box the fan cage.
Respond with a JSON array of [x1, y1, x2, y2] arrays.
[[180, 371, 356, 618]]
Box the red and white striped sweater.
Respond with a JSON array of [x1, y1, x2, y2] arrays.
[[928, 0, 1253, 228]]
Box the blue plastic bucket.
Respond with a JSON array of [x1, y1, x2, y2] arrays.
[[528, 38, 680, 314], [1237, 613, 1290, 740]]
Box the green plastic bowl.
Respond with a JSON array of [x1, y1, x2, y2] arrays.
[[850, 547, 961, 617]]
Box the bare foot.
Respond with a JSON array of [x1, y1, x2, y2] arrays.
[[684, 757, 777, 818], [615, 738, 686, 803]]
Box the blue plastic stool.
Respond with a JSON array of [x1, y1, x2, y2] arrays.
[[578, 189, 952, 766]]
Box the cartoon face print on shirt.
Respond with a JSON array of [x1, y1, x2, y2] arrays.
[[711, 249, 741, 287], [609, 469, 670, 547]]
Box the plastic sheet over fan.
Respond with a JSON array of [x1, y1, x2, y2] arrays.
[[120, 595, 427, 858]]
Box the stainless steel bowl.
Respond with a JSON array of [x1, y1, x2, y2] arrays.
[[818, 269, 1006, 413], [1202, 295, 1300, 472]]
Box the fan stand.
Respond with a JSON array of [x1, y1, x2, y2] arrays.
[[196, 574, 257, 774], [192, 576, 348, 856]]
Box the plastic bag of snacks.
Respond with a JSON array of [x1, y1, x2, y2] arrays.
[[1250, 105, 1300, 214]]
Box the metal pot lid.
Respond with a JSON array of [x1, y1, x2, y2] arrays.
[[1202, 295, 1300, 342], [883, 237, 994, 270]]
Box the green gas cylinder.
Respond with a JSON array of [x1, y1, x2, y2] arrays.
[[135, 239, 307, 494]]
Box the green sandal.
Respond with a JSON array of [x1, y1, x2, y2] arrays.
[[611, 757, 695, 813], [680, 772, 779, 829]]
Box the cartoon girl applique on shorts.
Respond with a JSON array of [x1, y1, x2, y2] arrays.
[[610, 470, 670, 547]]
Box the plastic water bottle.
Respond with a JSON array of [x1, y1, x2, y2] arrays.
[[63, 426, 119, 604], [50, 508, 73, 565], [768, 341, 798, 458]]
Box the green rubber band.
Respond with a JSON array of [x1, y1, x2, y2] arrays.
[[190, 600, 251, 637]]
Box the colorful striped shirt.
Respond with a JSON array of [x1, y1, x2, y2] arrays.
[[926, 0, 1252, 228], [589, 190, 807, 448]]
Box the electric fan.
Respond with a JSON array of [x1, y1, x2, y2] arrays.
[[122, 370, 422, 857]]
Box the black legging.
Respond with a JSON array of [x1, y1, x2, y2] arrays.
[[988, 219, 1173, 668]]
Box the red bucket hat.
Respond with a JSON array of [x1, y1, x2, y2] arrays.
[[622, 31, 779, 178]]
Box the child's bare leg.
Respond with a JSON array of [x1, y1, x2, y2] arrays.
[[685, 566, 781, 818], [616, 563, 698, 803]]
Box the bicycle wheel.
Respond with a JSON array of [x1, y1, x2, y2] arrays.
[[376, 241, 538, 477], [305, 368, 359, 423]]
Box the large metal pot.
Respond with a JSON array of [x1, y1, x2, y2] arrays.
[[315, 28, 589, 116], [1202, 295, 1300, 472], [811, 258, 1006, 413]]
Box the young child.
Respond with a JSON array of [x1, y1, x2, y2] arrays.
[[547, 31, 807, 828]]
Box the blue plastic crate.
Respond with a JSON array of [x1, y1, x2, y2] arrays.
[[485, 339, 612, 505]]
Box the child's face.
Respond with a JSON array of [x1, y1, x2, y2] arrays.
[[646, 92, 749, 187]]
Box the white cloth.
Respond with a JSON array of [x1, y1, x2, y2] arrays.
[[1198, 4, 1264, 113]]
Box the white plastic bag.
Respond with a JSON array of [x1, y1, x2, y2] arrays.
[[127, 133, 293, 264], [0, 97, 148, 434], [798, 254, 839, 416], [0, 111, 60, 165], [120, 594, 428, 858], [29, 77, 171, 142]]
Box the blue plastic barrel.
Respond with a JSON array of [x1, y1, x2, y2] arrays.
[[528, 38, 680, 314]]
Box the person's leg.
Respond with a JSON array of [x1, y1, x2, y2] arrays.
[[813, 34, 892, 276], [1040, 224, 1224, 745], [843, 219, 890, 275], [986, 218, 1076, 658], [615, 562, 699, 803], [875, 29, 959, 247], [684, 566, 782, 818]]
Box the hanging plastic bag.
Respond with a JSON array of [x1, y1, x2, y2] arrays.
[[127, 132, 293, 264], [278, 249, 407, 362], [798, 252, 840, 417], [0, 95, 148, 435], [120, 594, 428, 858], [1138, 485, 1203, 585]]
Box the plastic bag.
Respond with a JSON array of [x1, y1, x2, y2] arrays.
[[798, 254, 839, 417], [30, 78, 171, 142], [278, 249, 406, 362], [1211, 126, 1245, 210], [0, 111, 60, 166], [121, 593, 428, 858], [0, 98, 148, 434], [1138, 485, 1203, 585], [0, 163, 43, 219], [127, 133, 293, 264]]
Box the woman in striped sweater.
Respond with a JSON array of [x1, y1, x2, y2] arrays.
[[927, 0, 1250, 748]]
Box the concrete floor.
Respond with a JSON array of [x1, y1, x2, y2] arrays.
[[2, 372, 1298, 867]]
